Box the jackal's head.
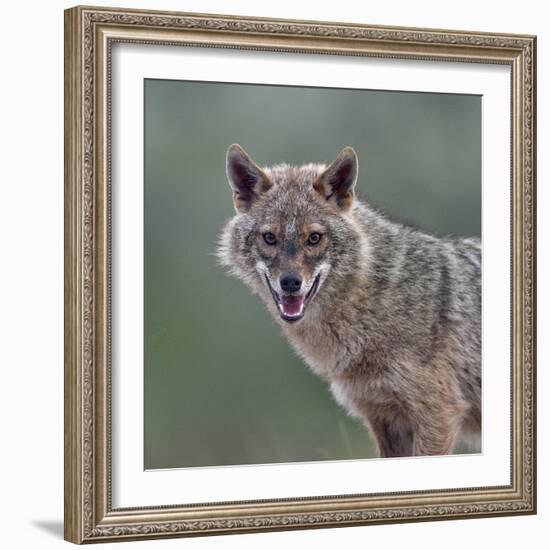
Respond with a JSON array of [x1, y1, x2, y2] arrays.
[[218, 144, 363, 324]]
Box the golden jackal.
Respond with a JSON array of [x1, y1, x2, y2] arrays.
[[218, 144, 481, 457]]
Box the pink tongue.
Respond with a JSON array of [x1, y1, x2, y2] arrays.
[[280, 295, 305, 316]]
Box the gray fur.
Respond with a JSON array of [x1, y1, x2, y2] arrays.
[[218, 145, 481, 457]]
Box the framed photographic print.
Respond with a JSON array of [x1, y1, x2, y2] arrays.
[[64, 5, 537, 544]]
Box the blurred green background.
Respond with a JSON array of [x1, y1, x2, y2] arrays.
[[144, 79, 481, 469]]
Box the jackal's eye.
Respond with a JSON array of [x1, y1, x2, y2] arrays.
[[263, 232, 277, 246], [308, 232, 322, 246]]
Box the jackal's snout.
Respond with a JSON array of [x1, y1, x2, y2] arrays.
[[280, 272, 302, 295]]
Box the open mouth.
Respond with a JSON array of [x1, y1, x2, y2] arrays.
[[265, 274, 320, 323]]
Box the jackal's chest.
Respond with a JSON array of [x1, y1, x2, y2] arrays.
[[283, 325, 399, 410], [329, 375, 395, 416], [283, 324, 376, 381], [285, 331, 351, 379]]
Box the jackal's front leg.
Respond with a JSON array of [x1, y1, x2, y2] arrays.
[[366, 409, 414, 458], [411, 404, 465, 456]]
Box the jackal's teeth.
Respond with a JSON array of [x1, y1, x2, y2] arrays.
[[278, 301, 305, 317]]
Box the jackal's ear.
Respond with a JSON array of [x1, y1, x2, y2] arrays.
[[314, 147, 358, 211], [226, 144, 272, 212]]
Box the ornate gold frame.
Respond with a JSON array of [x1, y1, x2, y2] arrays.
[[64, 5, 537, 544]]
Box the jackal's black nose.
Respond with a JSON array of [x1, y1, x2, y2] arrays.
[[280, 272, 302, 294]]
